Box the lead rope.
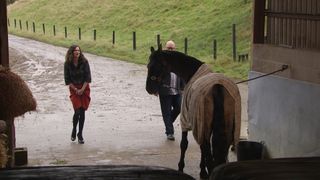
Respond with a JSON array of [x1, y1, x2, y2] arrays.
[[236, 65, 289, 84], [162, 65, 289, 89]]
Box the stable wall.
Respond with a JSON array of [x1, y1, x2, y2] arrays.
[[248, 44, 320, 157]]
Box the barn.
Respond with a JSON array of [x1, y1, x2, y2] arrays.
[[249, 0, 320, 157]]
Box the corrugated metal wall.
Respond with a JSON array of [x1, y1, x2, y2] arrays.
[[265, 0, 320, 49]]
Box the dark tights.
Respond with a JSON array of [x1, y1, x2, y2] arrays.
[[72, 108, 85, 139]]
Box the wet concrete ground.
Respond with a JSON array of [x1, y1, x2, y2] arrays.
[[9, 35, 248, 179]]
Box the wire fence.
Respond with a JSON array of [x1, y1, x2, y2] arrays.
[[8, 18, 249, 62]]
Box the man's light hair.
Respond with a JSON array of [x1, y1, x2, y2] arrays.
[[165, 40, 176, 49]]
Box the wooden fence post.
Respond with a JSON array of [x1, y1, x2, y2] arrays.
[[32, 22, 35, 33], [112, 30, 115, 44], [157, 34, 160, 48], [42, 23, 45, 34], [232, 24, 237, 61], [14, 19, 16, 28], [53, 25, 56, 36], [26, 21, 28, 31], [93, 29, 96, 41], [64, 26, 67, 38], [78, 28, 81, 40], [19, 19, 22, 30], [184, 37, 188, 55], [213, 39, 217, 60], [133, 31, 136, 50]]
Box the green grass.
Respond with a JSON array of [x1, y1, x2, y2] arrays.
[[7, 0, 252, 79]]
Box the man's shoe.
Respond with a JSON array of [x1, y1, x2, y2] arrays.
[[167, 134, 175, 141]]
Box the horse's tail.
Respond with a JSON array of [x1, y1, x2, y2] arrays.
[[212, 84, 238, 155], [211, 84, 227, 157], [212, 84, 225, 129]]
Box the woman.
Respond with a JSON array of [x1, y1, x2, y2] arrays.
[[64, 45, 91, 144]]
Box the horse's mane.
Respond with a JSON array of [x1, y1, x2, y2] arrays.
[[148, 46, 205, 82], [160, 50, 204, 82], [162, 50, 202, 64]]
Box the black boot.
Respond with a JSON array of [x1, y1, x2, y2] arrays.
[[71, 128, 76, 141], [77, 133, 84, 144], [72, 109, 80, 142], [77, 108, 85, 144]]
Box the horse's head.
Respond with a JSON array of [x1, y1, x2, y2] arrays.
[[145, 44, 170, 95]]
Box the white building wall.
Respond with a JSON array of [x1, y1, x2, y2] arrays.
[[248, 71, 320, 158]]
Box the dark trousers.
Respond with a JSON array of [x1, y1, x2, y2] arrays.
[[72, 108, 85, 138], [159, 94, 182, 135]]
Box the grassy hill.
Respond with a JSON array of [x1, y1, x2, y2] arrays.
[[7, 0, 252, 79]]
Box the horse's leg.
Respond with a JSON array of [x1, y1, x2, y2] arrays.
[[200, 141, 214, 179], [178, 131, 188, 172], [205, 141, 214, 175], [200, 144, 208, 178], [230, 116, 236, 152]]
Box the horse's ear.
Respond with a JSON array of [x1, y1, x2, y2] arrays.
[[150, 47, 155, 53]]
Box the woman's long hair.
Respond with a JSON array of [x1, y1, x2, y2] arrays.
[[65, 45, 87, 63]]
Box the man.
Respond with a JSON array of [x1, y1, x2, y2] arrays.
[[158, 40, 184, 141]]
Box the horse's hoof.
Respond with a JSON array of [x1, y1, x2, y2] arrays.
[[178, 167, 183, 172], [200, 171, 209, 179], [178, 162, 185, 172]]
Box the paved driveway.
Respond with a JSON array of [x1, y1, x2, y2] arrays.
[[9, 35, 248, 179]]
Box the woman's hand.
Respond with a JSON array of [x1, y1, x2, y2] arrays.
[[76, 88, 85, 95], [76, 82, 88, 95], [70, 84, 77, 92], [71, 82, 87, 95]]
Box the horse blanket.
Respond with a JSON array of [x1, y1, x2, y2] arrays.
[[180, 64, 241, 145]]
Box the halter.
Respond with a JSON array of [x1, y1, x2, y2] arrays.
[[148, 75, 162, 83], [147, 57, 167, 84]]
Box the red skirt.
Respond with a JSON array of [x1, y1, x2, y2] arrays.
[[69, 84, 91, 111]]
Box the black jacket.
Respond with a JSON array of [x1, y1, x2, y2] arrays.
[[64, 60, 91, 85]]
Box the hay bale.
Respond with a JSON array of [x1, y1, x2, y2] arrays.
[[0, 134, 8, 168], [0, 66, 37, 119]]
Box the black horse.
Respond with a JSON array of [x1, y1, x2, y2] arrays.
[[145, 45, 241, 179]]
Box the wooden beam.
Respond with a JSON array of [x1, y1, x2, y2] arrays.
[[0, 1, 14, 168], [253, 0, 266, 44], [265, 11, 320, 20], [0, 0, 9, 67]]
